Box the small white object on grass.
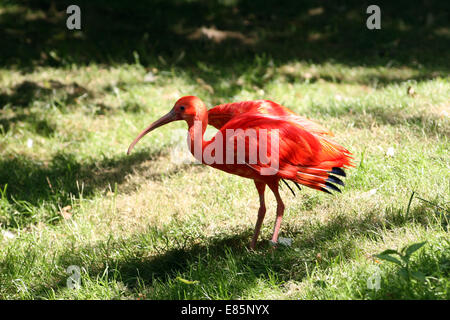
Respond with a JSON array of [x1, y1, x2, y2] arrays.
[[2, 230, 16, 240], [440, 110, 448, 118], [144, 71, 157, 83], [27, 138, 33, 148], [269, 238, 293, 247], [386, 147, 395, 157], [358, 188, 377, 199], [277, 237, 293, 247]]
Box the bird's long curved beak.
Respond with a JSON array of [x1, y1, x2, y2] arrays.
[[127, 110, 177, 155]]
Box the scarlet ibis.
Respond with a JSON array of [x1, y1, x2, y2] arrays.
[[127, 96, 354, 249]]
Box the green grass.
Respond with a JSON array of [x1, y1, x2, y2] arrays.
[[0, 0, 449, 300]]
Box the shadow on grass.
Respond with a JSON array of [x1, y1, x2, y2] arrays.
[[0, 80, 90, 109], [1, 1, 448, 78], [27, 201, 444, 299], [1, 0, 448, 125], [374, 245, 450, 299], [0, 79, 93, 136], [0, 148, 192, 228], [0, 112, 56, 137], [31, 228, 337, 299]]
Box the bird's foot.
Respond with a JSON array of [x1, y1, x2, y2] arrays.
[[268, 240, 278, 248]]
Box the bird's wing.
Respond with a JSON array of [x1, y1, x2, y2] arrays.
[[208, 100, 333, 136], [215, 113, 353, 192], [208, 101, 265, 129], [281, 115, 334, 137]]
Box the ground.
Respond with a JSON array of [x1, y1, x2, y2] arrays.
[[0, 0, 449, 299]]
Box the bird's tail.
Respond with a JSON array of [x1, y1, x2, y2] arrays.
[[292, 136, 354, 194]]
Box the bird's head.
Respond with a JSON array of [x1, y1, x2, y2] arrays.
[[127, 96, 207, 155]]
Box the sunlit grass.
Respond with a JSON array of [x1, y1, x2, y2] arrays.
[[0, 51, 449, 299]]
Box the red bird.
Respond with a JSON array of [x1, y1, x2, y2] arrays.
[[127, 96, 354, 249]]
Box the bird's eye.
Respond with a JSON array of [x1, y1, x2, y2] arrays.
[[179, 106, 185, 111]]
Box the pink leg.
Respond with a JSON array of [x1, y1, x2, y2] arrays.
[[268, 182, 285, 245], [250, 181, 266, 250]]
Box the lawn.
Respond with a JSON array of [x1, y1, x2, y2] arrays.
[[0, 0, 449, 300]]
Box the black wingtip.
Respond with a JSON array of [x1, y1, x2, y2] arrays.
[[281, 179, 296, 196], [320, 187, 332, 195], [293, 181, 302, 191], [329, 167, 346, 177], [326, 175, 345, 186], [325, 181, 342, 193]]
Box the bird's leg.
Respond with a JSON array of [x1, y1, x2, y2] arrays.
[[250, 181, 266, 250], [268, 182, 285, 246]]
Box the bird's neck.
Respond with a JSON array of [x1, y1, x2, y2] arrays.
[[187, 114, 208, 163]]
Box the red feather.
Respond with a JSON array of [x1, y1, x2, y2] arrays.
[[208, 99, 334, 137], [207, 113, 353, 191]]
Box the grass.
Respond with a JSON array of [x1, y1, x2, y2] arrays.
[[0, 0, 449, 300]]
